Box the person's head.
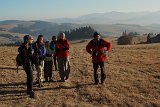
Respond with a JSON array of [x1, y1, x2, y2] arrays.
[[52, 35, 57, 41], [93, 32, 100, 41], [23, 35, 33, 45], [59, 33, 66, 40], [45, 40, 49, 47], [37, 35, 44, 44]]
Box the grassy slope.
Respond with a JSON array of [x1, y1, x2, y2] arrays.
[[0, 42, 160, 107]]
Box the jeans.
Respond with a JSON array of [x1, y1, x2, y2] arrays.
[[35, 61, 44, 82], [57, 57, 70, 80], [54, 55, 58, 70], [93, 62, 106, 83]]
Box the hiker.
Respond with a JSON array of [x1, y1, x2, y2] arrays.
[[86, 32, 112, 85], [56, 33, 70, 82], [50, 35, 58, 71], [32, 35, 46, 86], [18, 35, 35, 98], [44, 40, 55, 82]]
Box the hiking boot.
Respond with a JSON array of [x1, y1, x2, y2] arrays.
[[94, 79, 99, 85], [94, 81, 99, 85], [65, 76, 69, 80], [101, 80, 105, 84], [34, 80, 39, 84], [44, 78, 48, 83], [49, 78, 54, 82], [59, 79, 65, 82], [101, 76, 106, 84], [26, 90, 30, 95], [29, 91, 35, 98], [38, 83, 44, 87]]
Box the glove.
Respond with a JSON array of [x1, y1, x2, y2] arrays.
[[39, 55, 45, 60], [62, 48, 69, 51], [46, 54, 52, 57]]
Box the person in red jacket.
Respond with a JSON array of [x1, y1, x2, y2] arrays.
[[56, 33, 70, 82], [86, 32, 112, 84]]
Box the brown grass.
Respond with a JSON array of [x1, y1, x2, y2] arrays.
[[0, 42, 160, 107]]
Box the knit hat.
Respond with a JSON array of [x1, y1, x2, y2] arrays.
[[93, 32, 100, 37], [23, 35, 33, 42], [45, 39, 49, 43]]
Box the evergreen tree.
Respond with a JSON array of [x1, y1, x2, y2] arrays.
[[63, 26, 95, 40]]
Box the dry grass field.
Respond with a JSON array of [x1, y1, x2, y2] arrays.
[[0, 42, 160, 107]]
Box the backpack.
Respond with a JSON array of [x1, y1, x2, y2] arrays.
[[16, 53, 23, 66], [16, 45, 24, 66], [90, 39, 107, 57]]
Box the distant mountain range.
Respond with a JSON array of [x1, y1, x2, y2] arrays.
[[0, 20, 160, 38], [1, 11, 160, 42], [47, 11, 160, 25]]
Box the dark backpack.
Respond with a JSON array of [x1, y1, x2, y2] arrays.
[[16, 53, 23, 66], [16, 45, 24, 66], [90, 39, 106, 57]]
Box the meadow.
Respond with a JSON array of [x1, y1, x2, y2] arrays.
[[0, 41, 160, 107]]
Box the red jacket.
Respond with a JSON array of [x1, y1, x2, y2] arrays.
[[86, 39, 112, 62], [56, 39, 70, 58]]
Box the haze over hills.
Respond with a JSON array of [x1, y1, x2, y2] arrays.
[[1, 11, 160, 43], [47, 11, 160, 25], [0, 20, 159, 38]]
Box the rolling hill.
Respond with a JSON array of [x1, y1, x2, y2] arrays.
[[0, 18, 160, 44]]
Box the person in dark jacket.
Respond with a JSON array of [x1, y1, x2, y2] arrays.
[[86, 32, 112, 85], [56, 33, 70, 82], [18, 35, 35, 98], [50, 35, 57, 71], [32, 35, 46, 86]]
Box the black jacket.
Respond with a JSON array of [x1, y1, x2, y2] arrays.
[[18, 43, 33, 66]]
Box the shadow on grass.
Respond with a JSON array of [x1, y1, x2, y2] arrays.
[[0, 81, 94, 101], [0, 66, 23, 71], [0, 81, 29, 101], [35, 82, 94, 91], [0, 82, 25, 88]]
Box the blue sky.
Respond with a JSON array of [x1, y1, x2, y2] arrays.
[[0, 0, 160, 20]]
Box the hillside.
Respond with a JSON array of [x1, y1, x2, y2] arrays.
[[0, 20, 159, 39], [0, 19, 160, 45], [0, 43, 160, 107]]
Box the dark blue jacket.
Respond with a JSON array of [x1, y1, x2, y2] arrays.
[[32, 42, 46, 60]]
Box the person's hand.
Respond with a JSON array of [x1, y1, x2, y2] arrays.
[[62, 48, 69, 51]]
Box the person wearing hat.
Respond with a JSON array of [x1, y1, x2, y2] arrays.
[[32, 35, 46, 87], [56, 33, 70, 82], [86, 32, 112, 85], [44, 40, 55, 82], [18, 35, 35, 98]]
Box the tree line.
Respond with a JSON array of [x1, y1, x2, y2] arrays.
[[63, 26, 95, 41]]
